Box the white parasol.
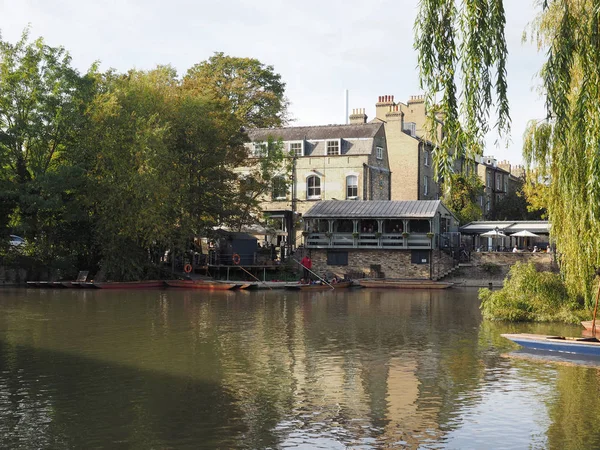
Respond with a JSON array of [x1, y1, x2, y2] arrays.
[[480, 230, 507, 237], [510, 230, 540, 237]]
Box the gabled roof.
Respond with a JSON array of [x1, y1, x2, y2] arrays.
[[304, 200, 444, 219], [247, 122, 383, 142]]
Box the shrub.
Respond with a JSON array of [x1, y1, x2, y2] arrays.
[[479, 262, 589, 323]]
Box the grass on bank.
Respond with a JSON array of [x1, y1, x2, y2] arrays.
[[479, 262, 591, 323]]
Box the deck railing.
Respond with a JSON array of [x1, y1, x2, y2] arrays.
[[305, 232, 434, 249]]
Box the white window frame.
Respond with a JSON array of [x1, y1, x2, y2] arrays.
[[424, 175, 429, 196], [252, 142, 267, 158], [486, 171, 492, 188], [306, 175, 321, 200], [346, 175, 358, 199], [272, 176, 287, 200], [325, 139, 341, 156], [424, 149, 429, 166], [289, 141, 304, 157], [376, 146, 383, 160]]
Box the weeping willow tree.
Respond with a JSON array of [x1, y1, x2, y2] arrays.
[[415, 0, 510, 181], [416, 0, 600, 307]]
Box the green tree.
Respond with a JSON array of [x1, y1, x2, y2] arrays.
[[0, 29, 97, 273], [183, 52, 288, 129], [489, 178, 546, 220], [442, 172, 484, 224]]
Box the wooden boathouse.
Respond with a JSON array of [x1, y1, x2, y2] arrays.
[[301, 200, 459, 279]]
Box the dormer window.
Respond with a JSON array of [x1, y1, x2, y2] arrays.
[[326, 140, 340, 156], [289, 141, 304, 157]]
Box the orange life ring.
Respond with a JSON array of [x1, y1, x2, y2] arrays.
[[184, 264, 193, 273], [232, 253, 241, 265]]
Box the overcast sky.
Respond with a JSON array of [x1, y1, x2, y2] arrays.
[[1, 0, 546, 165]]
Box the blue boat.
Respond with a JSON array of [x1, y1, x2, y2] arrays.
[[502, 333, 600, 357]]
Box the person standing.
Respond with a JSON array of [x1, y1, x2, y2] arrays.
[[301, 254, 312, 280]]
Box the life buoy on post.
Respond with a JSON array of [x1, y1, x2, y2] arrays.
[[184, 264, 193, 273], [232, 253, 241, 265]]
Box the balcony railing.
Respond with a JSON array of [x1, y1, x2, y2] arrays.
[[305, 232, 433, 249]]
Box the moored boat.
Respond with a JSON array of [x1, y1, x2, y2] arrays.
[[502, 333, 600, 357], [93, 280, 165, 289], [358, 279, 453, 289], [165, 280, 237, 290], [285, 281, 352, 291]]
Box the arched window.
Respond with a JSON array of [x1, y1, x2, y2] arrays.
[[346, 175, 358, 199], [272, 176, 287, 200], [307, 175, 321, 199]]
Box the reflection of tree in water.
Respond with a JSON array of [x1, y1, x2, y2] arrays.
[[546, 366, 600, 449]]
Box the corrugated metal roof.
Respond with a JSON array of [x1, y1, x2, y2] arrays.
[[303, 200, 442, 219]]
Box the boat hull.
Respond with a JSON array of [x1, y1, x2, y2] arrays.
[[358, 279, 453, 289], [93, 281, 165, 289], [165, 280, 236, 290], [286, 281, 352, 291], [502, 333, 600, 357]]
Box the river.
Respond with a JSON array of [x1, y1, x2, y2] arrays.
[[0, 287, 599, 449]]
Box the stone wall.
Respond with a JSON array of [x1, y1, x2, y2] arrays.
[[309, 249, 453, 279], [470, 251, 555, 271]]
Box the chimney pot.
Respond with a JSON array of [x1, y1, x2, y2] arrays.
[[378, 96, 382, 102], [392, 95, 395, 102]]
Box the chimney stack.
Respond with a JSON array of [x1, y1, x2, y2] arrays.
[[375, 94, 395, 121], [349, 108, 368, 124]]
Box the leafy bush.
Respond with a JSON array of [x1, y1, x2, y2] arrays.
[[479, 262, 589, 323]]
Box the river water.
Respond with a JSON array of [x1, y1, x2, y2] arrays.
[[0, 287, 599, 449]]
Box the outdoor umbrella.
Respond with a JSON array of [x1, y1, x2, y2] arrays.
[[480, 230, 507, 237], [510, 230, 540, 237]]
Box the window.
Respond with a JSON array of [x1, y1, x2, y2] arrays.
[[252, 142, 267, 157], [486, 171, 492, 188], [327, 251, 348, 266], [272, 176, 287, 200], [424, 175, 429, 196], [346, 175, 358, 199], [307, 175, 321, 199], [289, 141, 303, 157], [326, 140, 340, 155], [376, 146, 383, 160], [496, 174, 501, 190], [424, 150, 429, 166]]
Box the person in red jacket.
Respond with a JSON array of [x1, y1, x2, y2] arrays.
[[301, 254, 312, 280]]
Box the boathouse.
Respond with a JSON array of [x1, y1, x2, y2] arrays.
[[302, 200, 459, 279]]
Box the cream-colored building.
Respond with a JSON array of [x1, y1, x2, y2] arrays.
[[245, 122, 391, 250], [351, 95, 441, 201]]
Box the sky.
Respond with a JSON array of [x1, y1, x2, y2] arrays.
[[0, 0, 546, 165]]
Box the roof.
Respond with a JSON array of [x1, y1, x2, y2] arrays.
[[247, 122, 382, 141], [460, 221, 550, 234], [303, 200, 444, 219]]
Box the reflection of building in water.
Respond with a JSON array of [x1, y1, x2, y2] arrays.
[[189, 290, 482, 447]]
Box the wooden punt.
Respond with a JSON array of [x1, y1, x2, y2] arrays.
[[358, 279, 453, 289], [502, 333, 600, 357], [165, 280, 237, 290], [92, 280, 165, 289], [285, 281, 352, 291]]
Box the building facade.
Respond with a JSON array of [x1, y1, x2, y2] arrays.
[[476, 156, 524, 217], [357, 95, 441, 201], [244, 122, 391, 252], [302, 200, 459, 279]]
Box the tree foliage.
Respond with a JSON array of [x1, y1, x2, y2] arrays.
[[184, 52, 288, 129], [442, 172, 484, 224], [417, 1, 600, 307], [0, 31, 288, 281], [415, 0, 510, 182]]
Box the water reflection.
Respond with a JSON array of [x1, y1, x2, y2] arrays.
[[0, 287, 599, 448]]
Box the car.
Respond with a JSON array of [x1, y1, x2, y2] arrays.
[[9, 235, 25, 246]]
